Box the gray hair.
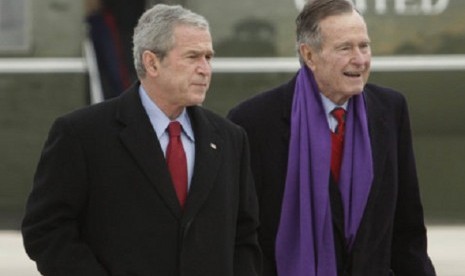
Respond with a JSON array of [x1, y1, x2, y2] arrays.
[[133, 4, 210, 78], [296, 0, 355, 61]]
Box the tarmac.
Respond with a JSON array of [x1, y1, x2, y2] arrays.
[[1, 225, 464, 276]]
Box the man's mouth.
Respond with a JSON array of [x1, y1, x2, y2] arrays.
[[344, 71, 362, 78]]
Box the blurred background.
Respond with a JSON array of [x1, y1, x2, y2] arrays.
[[1, 0, 464, 275]]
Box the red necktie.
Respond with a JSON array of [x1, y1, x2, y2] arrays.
[[166, 121, 188, 208], [330, 108, 346, 183]]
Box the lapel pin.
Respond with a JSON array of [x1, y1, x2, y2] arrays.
[[210, 143, 217, 150]]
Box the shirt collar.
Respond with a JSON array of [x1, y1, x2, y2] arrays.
[[139, 85, 195, 142], [319, 93, 349, 115]]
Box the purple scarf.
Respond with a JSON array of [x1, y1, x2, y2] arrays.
[[275, 66, 373, 276]]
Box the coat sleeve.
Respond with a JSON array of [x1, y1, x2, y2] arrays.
[[21, 117, 109, 276], [390, 97, 436, 275], [233, 127, 262, 276]]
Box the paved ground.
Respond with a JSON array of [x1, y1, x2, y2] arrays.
[[1, 225, 464, 275]]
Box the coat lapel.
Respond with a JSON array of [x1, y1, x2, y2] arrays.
[[116, 86, 182, 218], [347, 86, 390, 255], [364, 87, 389, 208], [281, 77, 296, 145], [181, 107, 222, 223]]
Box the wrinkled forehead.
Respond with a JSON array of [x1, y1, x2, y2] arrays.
[[319, 11, 369, 39]]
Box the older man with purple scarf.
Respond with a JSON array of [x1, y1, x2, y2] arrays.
[[228, 0, 436, 275]]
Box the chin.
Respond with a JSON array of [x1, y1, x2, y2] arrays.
[[348, 85, 365, 95], [355, 88, 364, 94], [189, 96, 206, 106]]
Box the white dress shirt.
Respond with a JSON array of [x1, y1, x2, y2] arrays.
[[139, 86, 195, 190]]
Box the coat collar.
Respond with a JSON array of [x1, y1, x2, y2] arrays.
[[115, 83, 222, 222]]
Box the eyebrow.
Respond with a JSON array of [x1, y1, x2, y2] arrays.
[[184, 48, 215, 56], [335, 39, 371, 47]]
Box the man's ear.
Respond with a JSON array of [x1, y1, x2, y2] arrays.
[[142, 50, 160, 77], [299, 43, 317, 70]]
